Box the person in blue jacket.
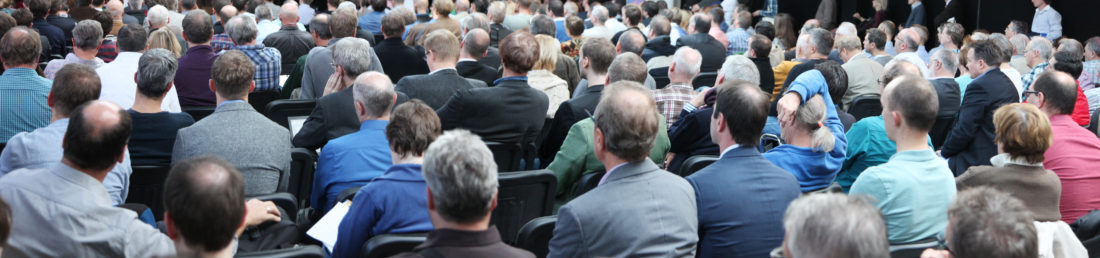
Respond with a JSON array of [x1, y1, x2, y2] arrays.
[[764, 69, 848, 192]]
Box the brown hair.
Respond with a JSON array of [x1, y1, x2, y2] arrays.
[[211, 50, 255, 99], [423, 29, 461, 62], [386, 99, 442, 157], [499, 31, 539, 74], [0, 26, 41, 66], [993, 103, 1051, 164]]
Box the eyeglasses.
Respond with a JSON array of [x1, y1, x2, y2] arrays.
[[1022, 90, 1039, 101]]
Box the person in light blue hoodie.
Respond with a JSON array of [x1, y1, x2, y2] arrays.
[[765, 69, 847, 192]]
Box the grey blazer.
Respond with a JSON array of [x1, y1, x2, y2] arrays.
[[172, 102, 292, 195], [548, 160, 698, 258], [841, 54, 885, 110]]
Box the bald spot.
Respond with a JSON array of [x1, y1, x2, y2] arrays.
[[81, 101, 124, 137], [280, 2, 298, 20]]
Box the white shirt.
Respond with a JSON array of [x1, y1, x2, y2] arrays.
[[96, 52, 182, 112], [582, 25, 613, 41], [606, 18, 628, 34], [888, 51, 932, 78], [256, 19, 281, 43], [1032, 5, 1063, 41], [299, 3, 315, 25], [1001, 66, 1026, 101]]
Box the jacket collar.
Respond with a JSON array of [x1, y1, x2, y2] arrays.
[[720, 145, 762, 159], [418, 226, 504, 249], [602, 160, 660, 184], [213, 101, 255, 113]]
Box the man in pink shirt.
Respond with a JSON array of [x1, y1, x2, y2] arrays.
[[707, 8, 729, 50], [1025, 70, 1100, 223]]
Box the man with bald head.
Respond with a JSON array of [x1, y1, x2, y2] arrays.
[[1, 100, 175, 257], [106, 0, 127, 36], [675, 13, 725, 73], [456, 28, 498, 86], [548, 81, 698, 257], [656, 47, 701, 125], [264, 2, 315, 75]]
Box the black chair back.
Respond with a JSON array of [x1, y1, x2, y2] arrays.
[[650, 67, 671, 89], [361, 233, 428, 258], [288, 148, 318, 209], [759, 133, 783, 153], [265, 99, 318, 130], [929, 115, 956, 150], [125, 164, 172, 221], [237, 245, 325, 258], [692, 72, 719, 89], [1089, 110, 1100, 137], [515, 216, 557, 258], [485, 141, 524, 172], [570, 171, 604, 200], [491, 170, 557, 244], [249, 90, 281, 114], [678, 155, 718, 177], [848, 96, 883, 121], [335, 186, 362, 207], [182, 106, 216, 121]]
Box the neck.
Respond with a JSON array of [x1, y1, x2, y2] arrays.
[[215, 95, 247, 106], [131, 95, 164, 113], [999, 62, 1011, 69], [316, 38, 330, 46], [870, 48, 886, 55], [392, 154, 423, 165], [174, 240, 235, 258], [281, 21, 295, 27], [62, 159, 109, 182], [73, 48, 98, 60], [431, 214, 491, 231], [49, 107, 66, 122], [585, 73, 607, 85], [3, 64, 36, 70], [428, 60, 457, 71], [600, 156, 629, 173], [189, 41, 211, 46], [785, 131, 813, 148], [459, 51, 479, 60], [669, 73, 693, 84], [502, 68, 525, 78], [1037, 3, 1047, 9], [934, 70, 953, 78], [895, 132, 930, 152]]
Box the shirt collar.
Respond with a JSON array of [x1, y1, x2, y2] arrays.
[[1, 67, 38, 76], [718, 144, 743, 158], [216, 100, 247, 110], [911, 1, 922, 9], [359, 119, 389, 131], [429, 67, 456, 75], [458, 58, 478, 63], [494, 76, 528, 85], [990, 153, 1043, 168], [377, 164, 425, 181], [597, 162, 631, 186]]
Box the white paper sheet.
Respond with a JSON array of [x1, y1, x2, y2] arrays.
[[306, 201, 351, 251]]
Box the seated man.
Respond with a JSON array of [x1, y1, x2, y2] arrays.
[[128, 49, 195, 165], [44, 20, 105, 79], [176, 10, 220, 107], [172, 50, 292, 195], [392, 130, 535, 257], [0, 27, 51, 143], [0, 64, 132, 205], [921, 188, 1038, 258], [765, 68, 848, 192], [456, 28, 499, 86], [539, 38, 615, 164], [395, 30, 486, 110], [332, 100, 439, 257], [262, 3, 315, 75], [374, 12, 428, 83], [98, 24, 182, 112], [0, 100, 173, 257], [312, 71, 397, 211], [654, 47, 700, 125], [223, 15, 281, 92], [941, 40, 1019, 174], [299, 7, 383, 99], [667, 55, 758, 171], [688, 80, 799, 257], [836, 35, 884, 110], [782, 194, 890, 257], [548, 81, 698, 257], [849, 75, 956, 244], [928, 48, 962, 148], [436, 31, 549, 145]]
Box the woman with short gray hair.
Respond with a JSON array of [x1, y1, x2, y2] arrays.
[[781, 193, 888, 258]]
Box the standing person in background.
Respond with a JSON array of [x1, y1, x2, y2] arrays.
[[1031, 0, 1061, 41], [904, 0, 923, 28]]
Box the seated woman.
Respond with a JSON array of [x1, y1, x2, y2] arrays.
[[764, 70, 847, 192], [530, 34, 570, 118], [331, 100, 441, 257]]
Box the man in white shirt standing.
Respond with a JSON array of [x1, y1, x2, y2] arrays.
[[97, 24, 182, 112], [1031, 0, 1061, 41]]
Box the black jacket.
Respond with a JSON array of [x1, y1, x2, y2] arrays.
[[675, 33, 726, 73], [457, 60, 499, 86], [374, 38, 430, 83], [490, 23, 512, 48], [292, 87, 409, 149], [539, 84, 603, 163], [395, 69, 487, 110], [941, 68, 1019, 175], [436, 78, 549, 145], [642, 35, 677, 62], [263, 25, 316, 75], [930, 77, 962, 150], [480, 47, 502, 70], [751, 56, 776, 95]]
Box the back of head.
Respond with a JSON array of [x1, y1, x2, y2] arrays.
[[333, 37, 373, 78], [63, 101, 132, 171], [118, 24, 149, 52], [993, 103, 1050, 164], [607, 52, 647, 84], [10, 9, 30, 26], [835, 35, 860, 52], [546, 0, 562, 16], [499, 31, 539, 74], [595, 81, 659, 161], [147, 5, 170, 27], [932, 48, 958, 73], [948, 187, 1038, 258], [218, 5, 238, 23], [181, 0, 196, 10], [689, 13, 710, 33], [0, 12, 15, 38], [865, 28, 886, 51], [329, 7, 357, 38], [623, 4, 641, 26], [422, 129, 499, 224], [163, 156, 246, 253], [883, 75, 939, 132], [1051, 49, 1083, 78], [369, 0, 385, 11], [590, 5, 608, 24], [882, 60, 921, 87], [387, 99, 441, 156], [581, 39, 615, 75], [254, 4, 272, 21], [93, 11, 113, 38], [352, 71, 395, 119], [649, 15, 670, 36], [432, 0, 453, 17], [1008, 20, 1029, 36], [183, 10, 214, 44], [989, 33, 1014, 63], [815, 61, 847, 104], [672, 46, 701, 77], [0, 26, 41, 66], [720, 55, 759, 85], [529, 14, 555, 36], [462, 28, 489, 57], [754, 21, 775, 39], [533, 34, 559, 71], [49, 64, 102, 117], [380, 12, 405, 38], [309, 13, 331, 39], [27, 0, 49, 18], [735, 11, 752, 30], [793, 95, 835, 152], [970, 40, 1004, 68], [137, 48, 179, 99], [72, 20, 104, 51], [425, 29, 461, 63], [749, 34, 772, 57], [487, 1, 506, 23], [1033, 70, 1079, 115], [941, 22, 964, 47], [148, 29, 182, 56], [225, 15, 257, 44], [1057, 38, 1083, 56], [463, 12, 490, 32], [641, 1, 658, 18], [618, 29, 644, 55], [565, 15, 584, 37], [713, 80, 768, 146], [835, 22, 856, 37], [211, 50, 255, 99], [808, 28, 833, 56], [784, 194, 889, 258], [1010, 34, 1028, 55]]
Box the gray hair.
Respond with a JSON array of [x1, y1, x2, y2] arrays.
[[147, 5, 170, 28], [487, 1, 506, 23], [422, 129, 499, 223], [1058, 38, 1083, 56], [672, 46, 701, 77], [1087, 37, 1100, 57], [989, 33, 1014, 62], [136, 48, 179, 98], [332, 37, 373, 78], [784, 193, 890, 258], [226, 15, 258, 44], [835, 22, 856, 36], [807, 28, 833, 55], [352, 72, 395, 119], [607, 52, 647, 84], [898, 29, 918, 53], [590, 5, 608, 24], [835, 35, 861, 51], [1010, 34, 1028, 55], [255, 5, 272, 21], [563, 1, 577, 15], [464, 12, 490, 32], [1028, 37, 1054, 61], [72, 20, 104, 51], [128, 0, 143, 12], [719, 55, 759, 85], [931, 48, 958, 73], [947, 187, 1038, 258]]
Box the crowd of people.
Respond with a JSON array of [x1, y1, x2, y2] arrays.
[[0, 0, 1099, 256]]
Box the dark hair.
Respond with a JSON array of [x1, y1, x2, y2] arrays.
[[529, 14, 555, 36], [213, 0, 232, 13], [329, 7, 357, 38], [27, 0, 50, 19], [163, 156, 245, 252], [211, 50, 255, 99], [642, 1, 658, 17], [581, 37, 616, 74], [809, 28, 833, 55], [309, 14, 331, 39], [0, 26, 40, 66], [50, 64, 102, 117], [970, 40, 1003, 67], [245, 0, 263, 13], [547, 0, 563, 17], [10, 8, 31, 26], [816, 61, 847, 104], [1008, 20, 1029, 36], [0, 12, 14, 39], [93, 11, 113, 37], [947, 187, 1038, 258], [565, 15, 584, 36], [182, 10, 213, 44], [381, 12, 405, 38], [649, 15, 669, 36], [714, 80, 768, 146], [1052, 49, 1083, 78], [499, 31, 539, 74], [691, 14, 710, 33], [865, 28, 886, 51], [386, 100, 441, 156], [750, 34, 771, 57], [370, 0, 386, 11], [1033, 71, 1079, 115], [623, 4, 642, 26], [473, 0, 489, 13], [885, 75, 939, 131], [754, 21, 775, 40], [63, 101, 132, 171], [117, 24, 148, 52], [618, 29, 644, 55], [707, 7, 723, 27], [181, 0, 196, 10]]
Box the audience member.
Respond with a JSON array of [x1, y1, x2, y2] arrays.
[[849, 75, 956, 244], [263, 2, 314, 75], [580, 5, 610, 40], [463, 12, 503, 70], [129, 49, 195, 166], [148, 28, 183, 57], [456, 28, 498, 86], [27, 0, 64, 56], [1081, 37, 1099, 89], [396, 30, 486, 110], [501, 0, 532, 31], [886, 28, 931, 78], [818, 61, 859, 130], [540, 37, 613, 166], [676, 13, 724, 73], [358, 0, 386, 34], [548, 81, 697, 257], [299, 7, 383, 99], [655, 47, 701, 125], [529, 34, 570, 117], [0, 27, 50, 144], [928, 48, 962, 148], [254, 4, 279, 42], [224, 14, 281, 92], [941, 40, 1019, 174], [547, 0, 568, 42], [747, 34, 776, 94], [210, 5, 237, 51], [403, 0, 461, 46], [1010, 34, 1031, 74], [781, 194, 890, 258], [172, 50, 292, 195], [104, 0, 127, 36], [98, 24, 183, 112], [1047, 48, 1091, 126], [865, 28, 892, 66], [990, 33, 1027, 100], [666, 55, 758, 172], [70, 0, 103, 21], [145, 5, 187, 55], [771, 28, 833, 116], [486, 1, 511, 47], [44, 20, 104, 79], [920, 187, 1039, 258], [766, 68, 847, 192], [530, 16, 582, 92], [332, 99, 439, 257], [609, 4, 645, 45], [375, 12, 428, 83], [92, 11, 118, 62], [176, 10, 219, 107], [642, 15, 674, 64], [726, 10, 751, 55], [560, 15, 586, 58], [837, 35, 884, 110]]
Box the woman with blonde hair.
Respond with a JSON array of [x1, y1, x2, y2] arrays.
[[530, 34, 569, 118], [146, 28, 181, 58]]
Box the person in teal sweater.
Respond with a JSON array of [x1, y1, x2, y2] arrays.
[[837, 116, 933, 193], [765, 70, 847, 192]]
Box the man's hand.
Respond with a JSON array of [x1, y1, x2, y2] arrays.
[[690, 88, 711, 108], [752, 10, 761, 17], [322, 67, 344, 96], [664, 152, 677, 169], [244, 199, 282, 227], [776, 92, 802, 128]]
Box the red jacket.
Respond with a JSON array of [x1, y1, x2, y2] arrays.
[[1074, 81, 1090, 126]]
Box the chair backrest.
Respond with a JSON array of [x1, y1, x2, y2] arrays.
[[570, 171, 604, 200], [759, 133, 783, 153], [265, 99, 318, 132], [361, 233, 428, 258], [692, 72, 719, 89], [848, 96, 883, 121], [335, 186, 362, 207], [929, 116, 956, 150], [236, 244, 325, 258], [650, 67, 671, 89], [249, 90, 281, 115], [1089, 110, 1100, 137], [514, 216, 557, 258], [491, 170, 557, 244], [182, 105, 216, 121], [678, 155, 718, 177], [485, 141, 524, 172], [888, 238, 942, 258], [533, 117, 554, 170], [125, 164, 172, 221], [288, 148, 318, 209]]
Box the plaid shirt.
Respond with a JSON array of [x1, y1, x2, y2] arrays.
[[1081, 60, 1099, 90], [0, 68, 53, 143], [96, 37, 118, 63], [726, 28, 752, 55], [761, 0, 778, 17], [1023, 62, 1048, 94], [654, 83, 697, 125], [211, 34, 236, 53], [233, 44, 282, 92]]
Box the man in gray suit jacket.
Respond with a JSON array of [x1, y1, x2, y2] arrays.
[[173, 50, 292, 195], [548, 81, 698, 258]]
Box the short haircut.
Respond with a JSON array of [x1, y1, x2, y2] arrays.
[[989, 33, 1014, 63], [0, 13, 12, 47], [529, 14, 555, 36], [940, 22, 964, 47], [589, 5, 608, 24], [1058, 39, 1083, 54], [948, 187, 1038, 258], [254, 4, 272, 21], [641, 1, 658, 17], [672, 46, 701, 77], [333, 37, 373, 78], [27, 0, 49, 18], [136, 49, 179, 99], [622, 4, 641, 26], [970, 40, 1004, 67], [533, 34, 558, 70], [617, 29, 645, 55], [309, 13, 332, 39], [734, 10, 751, 29], [1009, 34, 1028, 55], [714, 80, 768, 146], [835, 22, 857, 36], [225, 15, 258, 44], [463, 13, 489, 33], [1052, 49, 1084, 78], [386, 99, 441, 156], [883, 75, 939, 132], [690, 13, 710, 33], [581, 38, 616, 75], [117, 24, 148, 52], [707, 7, 723, 27], [807, 28, 833, 55], [931, 48, 958, 73], [380, 12, 404, 38], [547, 0, 563, 16], [816, 61, 848, 104], [432, 0, 453, 17], [607, 52, 647, 84], [865, 28, 886, 51], [835, 35, 860, 51], [784, 193, 889, 257], [754, 21, 775, 40], [422, 129, 499, 223], [0, 26, 40, 66], [499, 31, 539, 74], [1032, 70, 1079, 115], [648, 15, 669, 36], [329, 7, 357, 38], [881, 60, 921, 87], [720, 55, 759, 85], [462, 28, 489, 57], [369, 0, 385, 11], [1007, 20, 1029, 36], [993, 103, 1051, 163], [183, 10, 214, 44], [181, 0, 196, 9], [424, 29, 460, 63], [749, 34, 772, 57], [487, 1, 506, 23], [72, 20, 103, 51], [211, 50, 255, 99], [147, 5, 170, 27], [93, 11, 113, 38], [1027, 37, 1053, 61], [565, 15, 584, 36], [217, 5, 236, 23], [1087, 37, 1100, 57], [49, 64, 102, 117], [594, 81, 659, 161], [10, 8, 30, 26], [163, 156, 245, 252], [352, 72, 395, 119], [63, 101, 132, 171]]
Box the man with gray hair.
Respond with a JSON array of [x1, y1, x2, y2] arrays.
[[44, 20, 105, 79], [676, 13, 724, 73], [461, 12, 502, 69], [106, 0, 128, 36], [254, 4, 279, 42], [128, 48, 196, 165], [98, 24, 183, 112], [990, 33, 1026, 100], [548, 81, 698, 257], [145, 5, 188, 55], [608, 52, 649, 84], [299, 7, 384, 100], [928, 48, 962, 148], [921, 187, 1037, 258], [1081, 37, 1100, 89], [225, 14, 282, 92], [771, 28, 833, 116], [581, 5, 611, 41], [837, 34, 885, 110], [263, 2, 314, 75], [886, 28, 931, 78], [1022, 37, 1054, 89], [655, 47, 701, 125], [665, 55, 759, 173], [1010, 34, 1032, 74], [146, 0, 184, 31], [782, 194, 889, 257], [485, 1, 510, 47], [391, 130, 535, 257]]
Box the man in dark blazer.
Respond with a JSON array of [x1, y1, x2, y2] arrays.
[[686, 80, 800, 257], [436, 31, 548, 145], [456, 29, 499, 86], [941, 41, 1019, 175], [374, 13, 429, 83], [395, 30, 486, 110], [929, 49, 962, 149], [539, 39, 616, 163], [675, 13, 725, 73]]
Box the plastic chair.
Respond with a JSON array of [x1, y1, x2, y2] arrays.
[[361, 233, 428, 258], [491, 170, 557, 244], [249, 90, 281, 114], [288, 148, 318, 209], [570, 171, 605, 200], [847, 96, 883, 121], [485, 141, 524, 172], [236, 244, 325, 258], [678, 155, 718, 177], [125, 164, 172, 221], [514, 216, 557, 258], [264, 99, 317, 130], [692, 72, 719, 89]]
